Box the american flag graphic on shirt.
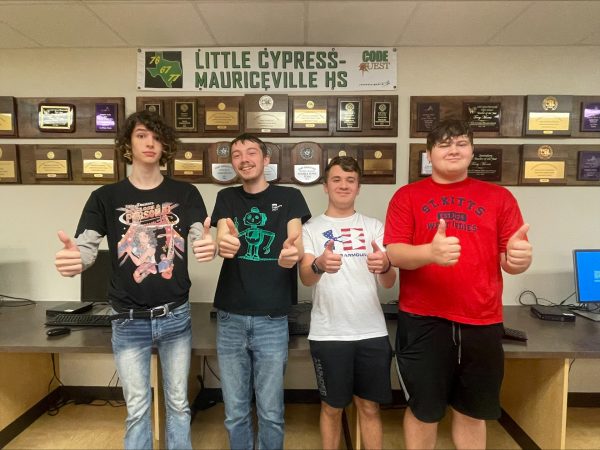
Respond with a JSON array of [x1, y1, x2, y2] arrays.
[[340, 227, 366, 251], [321, 228, 366, 251]]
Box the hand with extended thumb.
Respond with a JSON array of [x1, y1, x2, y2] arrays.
[[430, 219, 461, 267], [55, 230, 83, 277], [278, 231, 300, 268]]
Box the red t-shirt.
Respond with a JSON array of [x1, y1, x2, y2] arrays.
[[383, 177, 524, 325]]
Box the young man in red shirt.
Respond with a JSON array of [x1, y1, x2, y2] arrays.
[[384, 119, 532, 449]]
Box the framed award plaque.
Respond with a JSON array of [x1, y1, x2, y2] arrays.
[[208, 141, 237, 184], [95, 103, 118, 133], [463, 102, 501, 132], [337, 98, 362, 131], [416, 102, 440, 132], [580, 102, 600, 132], [81, 148, 116, 180], [520, 145, 567, 185], [34, 148, 70, 179], [38, 104, 76, 133], [244, 94, 288, 133], [292, 97, 328, 130], [173, 100, 197, 132], [577, 151, 600, 181], [525, 95, 572, 136], [0, 145, 19, 183], [172, 147, 204, 177], [468, 148, 502, 181], [291, 142, 323, 185], [204, 98, 240, 132], [372, 101, 392, 129], [0, 97, 17, 136]]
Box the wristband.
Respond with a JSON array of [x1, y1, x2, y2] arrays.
[[380, 261, 392, 274]]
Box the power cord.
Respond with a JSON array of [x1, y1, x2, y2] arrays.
[[0, 294, 36, 307], [517, 290, 578, 308]]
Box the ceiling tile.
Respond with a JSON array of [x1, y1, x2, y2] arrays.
[[0, 22, 40, 48], [398, 1, 529, 46], [489, 1, 600, 45], [195, 1, 305, 46], [308, 1, 417, 46], [87, 1, 215, 47], [0, 2, 125, 47]]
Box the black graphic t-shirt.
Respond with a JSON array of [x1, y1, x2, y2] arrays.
[[75, 177, 208, 311], [211, 184, 311, 316]]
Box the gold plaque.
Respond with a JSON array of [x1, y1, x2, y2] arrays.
[[523, 161, 565, 180], [525, 95, 572, 136], [363, 149, 394, 175], [244, 94, 288, 133], [0, 161, 16, 179], [0, 145, 18, 182], [174, 159, 203, 174], [204, 98, 240, 131], [292, 97, 328, 130], [0, 113, 13, 131], [527, 113, 570, 132], [0, 97, 16, 135], [81, 148, 116, 179], [38, 104, 76, 132]]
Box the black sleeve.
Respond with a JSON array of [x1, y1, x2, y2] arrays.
[[289, 188, 311, 224], [187, 185, 208, 227], [210, 188, 230, 227], [75, 189, 107, 238]]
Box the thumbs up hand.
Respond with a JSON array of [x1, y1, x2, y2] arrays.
[[505, 223, 532, 271], [315, 240, 342, 274], [278, 231, 300, 268], [219, 218, 241, 259], [54, 230, 83, 277], [430, 219, 461, 267], [193, 217, 217, 262], [367, 241, 391, 274]]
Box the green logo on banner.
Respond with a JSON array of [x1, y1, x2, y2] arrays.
[[145, 51, 183, 89]]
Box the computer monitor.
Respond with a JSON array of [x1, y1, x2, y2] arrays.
[[573, 249, 600, 309], [81, 249, 112, 302]]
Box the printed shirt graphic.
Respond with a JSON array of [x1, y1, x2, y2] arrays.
[[303, 213, 388, 341], [75, 177, 207, 310], [234, 206, 278, 262], [212, 185, 311, 316], [116, 201, 185, 284], [383, 177, 524, 325]]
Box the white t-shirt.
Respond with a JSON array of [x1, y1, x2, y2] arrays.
[[302, 212, 388, 341]]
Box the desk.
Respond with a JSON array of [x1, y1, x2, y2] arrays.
[[1, 303, 599, 449]]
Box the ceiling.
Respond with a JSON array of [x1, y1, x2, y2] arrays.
[[1, 0, 600, 49]]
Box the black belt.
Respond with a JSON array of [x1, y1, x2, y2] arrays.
[[111, 299, 187, 320]]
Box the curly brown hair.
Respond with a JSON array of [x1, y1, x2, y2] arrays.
[[116, 111, 179, 165]]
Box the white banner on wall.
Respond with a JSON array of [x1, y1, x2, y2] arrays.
[[137, 47, 396, 92]]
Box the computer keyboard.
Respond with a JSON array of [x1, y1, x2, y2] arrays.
[[45, 313, 113, 327], [502, 326, 528, 342]]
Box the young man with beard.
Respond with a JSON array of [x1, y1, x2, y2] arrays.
[[211, 133, 311, 449]]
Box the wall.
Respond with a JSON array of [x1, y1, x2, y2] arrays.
[[1, 46, 599, 391]]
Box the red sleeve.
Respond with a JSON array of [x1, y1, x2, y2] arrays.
[[384, 185, 415, 246], [497, 188, 525, 252]]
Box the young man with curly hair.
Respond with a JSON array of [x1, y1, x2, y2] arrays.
[[54, 110, 215, 450]]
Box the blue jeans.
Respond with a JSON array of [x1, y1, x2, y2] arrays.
[[217, 310, 289, 450], [111, 303, 192, 450]]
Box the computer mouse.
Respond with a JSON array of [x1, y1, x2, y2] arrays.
[[46, 327, 71, 337]]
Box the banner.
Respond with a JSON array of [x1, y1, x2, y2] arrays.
[[137, 47, 396, 92]]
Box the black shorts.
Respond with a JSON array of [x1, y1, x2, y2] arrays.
[[395, 311, 504, 423], [309, 336, 393, 408]]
